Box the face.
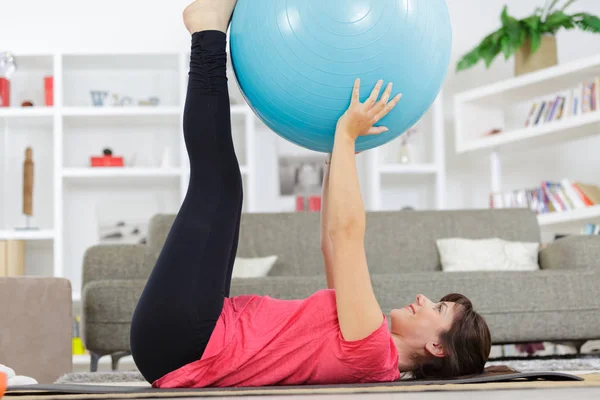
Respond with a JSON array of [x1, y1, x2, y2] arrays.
[[390, 294, 459, 358]]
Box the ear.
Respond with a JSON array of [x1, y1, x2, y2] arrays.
[[425, 341, 446, 358]]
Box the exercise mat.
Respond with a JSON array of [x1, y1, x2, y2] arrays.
[[5, 372, 597, 400]]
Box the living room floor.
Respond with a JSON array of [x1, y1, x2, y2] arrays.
[[152, 388, 600, 399]]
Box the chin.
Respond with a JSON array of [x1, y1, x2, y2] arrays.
[[389, 309, 405, 334]]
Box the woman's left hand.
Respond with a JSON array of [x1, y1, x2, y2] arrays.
[[336, 78, 402, 142]]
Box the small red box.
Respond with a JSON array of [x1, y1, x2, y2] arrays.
[[0, 78, 10, 107], [44, 76, 54, 106], [90, 156, 124, 167], [308, 196, 322, 212], [296, 196, 306, 212]]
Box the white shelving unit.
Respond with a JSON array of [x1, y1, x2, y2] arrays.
[[454, 53, 600, 231], [0, 51, 258, 301], [367, 92, 446, 211]]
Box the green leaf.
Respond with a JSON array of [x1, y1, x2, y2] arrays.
[[456, 47, 481, 71], [574, 13, 600, 33], [456, 28, 507, 71], [542, 11, 575, 33], [530, 30, 543, 53], [522, 15, 541, 31], [501, 6, 522, 40], [481, 41, 502, 67]]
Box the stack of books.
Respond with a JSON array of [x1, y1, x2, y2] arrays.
[[583, 223, 600, 235], [524, 76, 599, 127], [0, 240, 26, 276], [490, 179, 600, 215]]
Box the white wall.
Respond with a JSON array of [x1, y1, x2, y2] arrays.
[[444, 0, 600, 209], [2, 0, 600, 212]]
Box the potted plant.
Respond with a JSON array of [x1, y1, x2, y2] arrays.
[[456, 0, 600, 76]]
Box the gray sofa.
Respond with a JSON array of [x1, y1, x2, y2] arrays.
[[81, 208, 600, 370]]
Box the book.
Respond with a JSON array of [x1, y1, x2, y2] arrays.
[[560, 179, 586, 209], [0, 241, 6, 277], [571, 183, 595, 206], [6, 240, 25, 276], [546, 97, 560, 122], [524, 102, 538, 127], [583, 81, 593, 113], [574, 182, 600, 204], [534, 101, 547, 125]]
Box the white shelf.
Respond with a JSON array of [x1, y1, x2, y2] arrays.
[[61, 106, 181, 117], [458, 110, 600, 154], [538, 205, 600, 227], [0, 107, 55, 118], [456, 53, 600, 105], [378, 163, 438, 175], [0, 229, 55, 240], [63, 167, 182, 178]]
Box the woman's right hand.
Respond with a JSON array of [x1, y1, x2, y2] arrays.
[[335, 78, 402, 142]]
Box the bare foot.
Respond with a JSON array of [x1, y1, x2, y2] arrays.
[[183, 0, 238, 35]]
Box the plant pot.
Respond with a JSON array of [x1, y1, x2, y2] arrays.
[[515, 35, 558, 76]]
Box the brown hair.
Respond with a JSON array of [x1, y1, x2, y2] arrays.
[[410, 293, 492, 379]]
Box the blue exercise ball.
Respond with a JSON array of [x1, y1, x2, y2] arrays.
[[230, 0, 452, 153]]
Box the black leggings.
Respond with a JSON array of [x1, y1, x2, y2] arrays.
[[130, 31, 243, 384]]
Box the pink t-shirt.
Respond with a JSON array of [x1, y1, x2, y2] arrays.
[[153, 289, 400, 388]]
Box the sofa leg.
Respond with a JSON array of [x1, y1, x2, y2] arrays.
[[111, 351, 132, 371], [574, 340, 586, 355], [90, 352, 102, 372]]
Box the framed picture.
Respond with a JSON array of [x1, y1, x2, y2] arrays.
[[278, 155, 326, 196]]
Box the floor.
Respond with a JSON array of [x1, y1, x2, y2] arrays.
[[151, 387, 600, 400]]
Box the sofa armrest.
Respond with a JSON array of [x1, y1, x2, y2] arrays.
[[0, 277, 72, 384], [82, 244, 148, 288], [540, 235, 600, 270], [230, 275, 328, 300]]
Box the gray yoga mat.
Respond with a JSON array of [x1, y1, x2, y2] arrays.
[[5, 372, 586, 398]]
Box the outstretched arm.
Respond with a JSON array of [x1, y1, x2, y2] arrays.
[[328, 79, 401, 341], [320, 155, 335, 290]]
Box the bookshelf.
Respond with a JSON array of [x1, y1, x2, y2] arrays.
[[367, 92, 446, 211], [454, 53, 600, 230], [0, 51, 258, 300]]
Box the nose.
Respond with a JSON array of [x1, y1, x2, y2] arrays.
[[416, 294, 430, 307]]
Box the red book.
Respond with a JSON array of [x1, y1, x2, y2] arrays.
[[44, 76, 54, 106], [0, 78, 10, 107], [90, 156, 124, 167]]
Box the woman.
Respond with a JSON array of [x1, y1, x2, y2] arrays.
[[130, 0, 492, 388]]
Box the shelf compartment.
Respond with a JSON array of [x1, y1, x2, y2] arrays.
[[62, 53, 180, 107], [455, 53, 600, 155], [457, 110, 600, 154]]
